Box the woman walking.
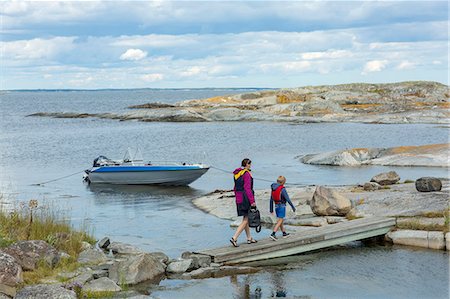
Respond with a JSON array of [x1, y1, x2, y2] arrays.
[[230, 158, 257, 247]]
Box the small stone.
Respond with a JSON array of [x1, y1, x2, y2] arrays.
[[415, 177, 442, 192], [68, 272, 93, 285], [180, 253, 211, 269], [80, 242, 92, 251], [97, 237, 110, 250], [287, 217, 328, 227], [92, 270, 109, 279], [166, 259, 194, 274], [363, 182, 381, 191], [370, 171, 400, 185], [325, 216, 348, 224], [83, 277, 121, 293], [77, 248, 107, 265], [107, 242, 143, 255]]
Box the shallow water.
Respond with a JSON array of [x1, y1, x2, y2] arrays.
[[152, 245, 449, 299], [0, 90, 448, 298]]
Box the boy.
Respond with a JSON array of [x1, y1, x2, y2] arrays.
[[269, 176, 296, 241]]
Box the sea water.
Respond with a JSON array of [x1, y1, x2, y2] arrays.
[[0, 90, 448, 298]]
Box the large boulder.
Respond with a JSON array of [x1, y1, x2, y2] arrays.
[[370, 171, 400, 185], [109, 253, 165, 285], [415, 177, 442, 192], [1, 240, 59, 271], [15, 284, 76, 299], [309, 186, 352, 216], [83, 277, 121, 293], [0, 252, 23, 287], [77, 248, 107, 265]]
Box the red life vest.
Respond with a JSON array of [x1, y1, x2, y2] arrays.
[[271, 185, 285, 204]]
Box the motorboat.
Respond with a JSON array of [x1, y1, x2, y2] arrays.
[[84, 149, 209, 186]]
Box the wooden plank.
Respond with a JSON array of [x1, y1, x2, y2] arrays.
[[196, 217, 395, 264], [199, 217, 393, 256], [222, 226, 392, 264], [201, 217, 394, 256], [212, 219, 394, 263]]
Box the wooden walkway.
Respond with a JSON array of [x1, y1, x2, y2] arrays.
[[196, 217, 396, 265]]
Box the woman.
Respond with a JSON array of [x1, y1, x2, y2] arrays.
[[230, 158, 257, 247]]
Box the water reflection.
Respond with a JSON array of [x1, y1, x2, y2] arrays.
[[230, 275, 262, 299], [86, 183, 204, 204]]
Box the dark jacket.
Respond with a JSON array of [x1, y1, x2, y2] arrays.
[[269, 183, 296, 213]]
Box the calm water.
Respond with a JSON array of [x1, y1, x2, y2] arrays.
[[0, 90, 448, 298]]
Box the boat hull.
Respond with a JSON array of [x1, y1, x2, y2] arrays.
[[87, 166, 209, 186]]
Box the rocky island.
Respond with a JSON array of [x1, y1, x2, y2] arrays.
[[29, 81, 449, 124], [300, 143, 449, 167]]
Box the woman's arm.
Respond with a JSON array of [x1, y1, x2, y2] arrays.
[[243, 172, 255, 205]]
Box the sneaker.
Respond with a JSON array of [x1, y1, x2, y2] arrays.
[[270, 233, 277, 241], [282, 232, 290, 238]]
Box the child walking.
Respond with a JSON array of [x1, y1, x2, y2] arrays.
[[269, 176, 296, 241]]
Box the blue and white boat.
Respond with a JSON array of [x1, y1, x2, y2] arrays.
[[84, 150, 209, 186]]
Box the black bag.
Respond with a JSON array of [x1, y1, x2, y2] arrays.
[[248, 207, 261, 233]]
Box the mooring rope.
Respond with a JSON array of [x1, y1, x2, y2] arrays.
[[209, 165, 310, 187], [31, 170, 86, 186]]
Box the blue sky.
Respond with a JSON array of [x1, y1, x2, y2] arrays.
[[1, 1, 448, 89]]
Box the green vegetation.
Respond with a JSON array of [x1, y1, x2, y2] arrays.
[[0, 196, 95, 285], [82, 290, 115, 298], [396, 220, 448, 233]]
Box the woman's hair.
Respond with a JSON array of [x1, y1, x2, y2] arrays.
[[241, 158, 252, 167], [277, 176, 286, 184]]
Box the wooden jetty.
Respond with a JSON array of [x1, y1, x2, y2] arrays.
[[196, 217, 396, 265]]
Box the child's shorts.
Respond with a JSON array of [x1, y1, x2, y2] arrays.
[[275, 204, 286, 219]]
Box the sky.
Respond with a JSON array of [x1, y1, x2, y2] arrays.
[[1, 0, 448, 89]]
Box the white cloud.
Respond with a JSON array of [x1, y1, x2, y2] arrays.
[[362, 60, 389, 74], [396, 60, 417, 70], [141, 73, 164, 82], [301, 50, 353, 60], [1, 37, 76, 61], [120, 49, 148, 61]]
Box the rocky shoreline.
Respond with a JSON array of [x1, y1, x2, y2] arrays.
[[299, 143, 449, 167], [1, 172, 448, 298], [28, 81, 450, 124]]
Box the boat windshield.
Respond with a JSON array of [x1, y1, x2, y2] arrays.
[[122, 148, 144, 165]]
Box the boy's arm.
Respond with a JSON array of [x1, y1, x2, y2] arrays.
[[282, 188, 296, 212]]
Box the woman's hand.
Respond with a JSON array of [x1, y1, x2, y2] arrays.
[[251, 202, 256, 207]]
